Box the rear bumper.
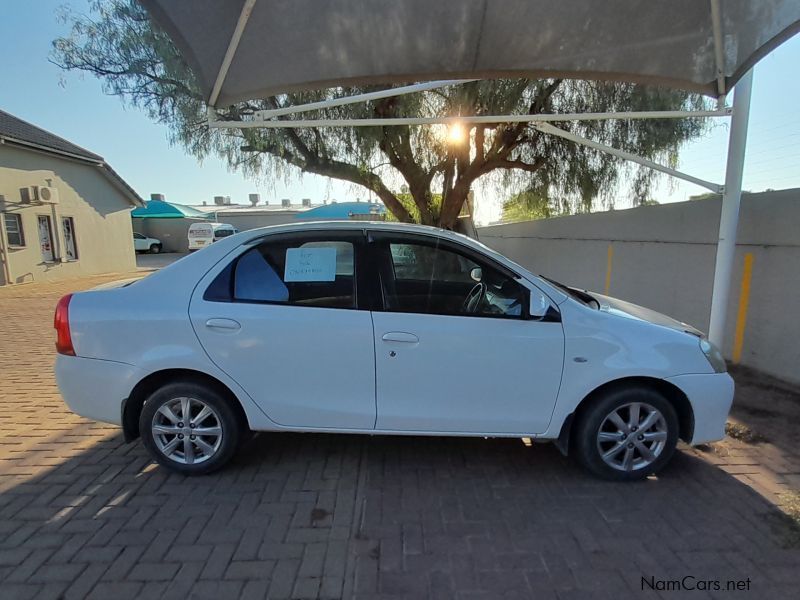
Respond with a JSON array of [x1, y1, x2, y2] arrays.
[[55, 355, 145, 426], [666, 372, 735, 445]]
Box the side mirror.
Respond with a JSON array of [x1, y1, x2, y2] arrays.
[[529, 290, 551, 319], [469, 267, 482, 283]]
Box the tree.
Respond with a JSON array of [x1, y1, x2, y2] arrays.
[[52, 0, 712, 229], [501, 189, 561, 223]]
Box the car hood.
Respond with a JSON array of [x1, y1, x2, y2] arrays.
[[590, 292, 704, 337]]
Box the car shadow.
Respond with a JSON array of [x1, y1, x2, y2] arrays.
[[1, 427, 798, 599]]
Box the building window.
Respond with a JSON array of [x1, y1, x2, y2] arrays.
[[37, 215, 55, 263], [3, 214, 25, 247], [61, 217, 78, 261]]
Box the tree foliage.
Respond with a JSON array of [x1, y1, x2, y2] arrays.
[[501, 189, 562, 223], [52, 0, 712, 228]]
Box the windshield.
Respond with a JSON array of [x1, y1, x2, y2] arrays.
[[540, 276, 599, 308]]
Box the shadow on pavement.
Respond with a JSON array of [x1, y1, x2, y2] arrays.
[[1, 426, 799, 599]]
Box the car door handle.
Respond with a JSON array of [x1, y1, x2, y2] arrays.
[[381, 332, 419, 343], [205, 318, 241, 331]]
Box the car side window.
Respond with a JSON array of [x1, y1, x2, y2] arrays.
[[390, 243, 476, 283], [383, 240, 525, 318], [207, 239, 356, 309], [133, 233, 144, 239]]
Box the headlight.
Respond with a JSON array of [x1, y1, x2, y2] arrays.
[[699, 338, 727, 373]]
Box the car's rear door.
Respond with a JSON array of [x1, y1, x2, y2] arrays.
[[189, 230, 377, 429], [370, 233, 564, 434]]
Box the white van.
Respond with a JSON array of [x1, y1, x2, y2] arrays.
[[187, 222, 238, 251]]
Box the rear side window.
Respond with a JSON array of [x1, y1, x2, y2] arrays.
[[205, 239, 356, 309], [214, 228, 235, 239]]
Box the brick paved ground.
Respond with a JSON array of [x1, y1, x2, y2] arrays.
[[0, 275, 799, 599]]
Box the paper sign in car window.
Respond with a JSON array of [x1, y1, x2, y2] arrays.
[[284, 247, 337, 282]]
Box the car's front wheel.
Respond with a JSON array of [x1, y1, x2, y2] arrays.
[[573, 385, 679, 481], [139, 381, 242, 475], [149, 243, 161, 254]]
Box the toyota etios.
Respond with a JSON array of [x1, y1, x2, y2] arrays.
[[55, 222, 733, 480]]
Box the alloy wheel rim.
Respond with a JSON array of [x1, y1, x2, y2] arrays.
[[596, 402, 668, 472], [151, 397, 223, 465]]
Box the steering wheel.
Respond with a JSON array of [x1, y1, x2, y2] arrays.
[[461, 283, 487, 314]]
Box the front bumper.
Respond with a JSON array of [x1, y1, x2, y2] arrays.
[[665, 372, 735, 444], [55, 355, 145, 426]]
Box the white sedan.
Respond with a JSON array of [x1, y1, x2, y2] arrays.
[[55, 222, 733, 480], [133, 232, 162, 254]]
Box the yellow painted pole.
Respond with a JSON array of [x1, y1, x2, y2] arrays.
[[732, 253, 754, 364], [604, 244, 614, 295]]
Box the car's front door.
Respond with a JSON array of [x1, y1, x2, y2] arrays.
[[189, 232, 377, 429], [370, 234, 564, 434]]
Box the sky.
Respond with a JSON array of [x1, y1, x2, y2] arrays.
[[1, 1, 798, 225]]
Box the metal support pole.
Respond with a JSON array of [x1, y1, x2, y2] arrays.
[[708, 69, 753, 348], [535, 122, 722, 193], [211, 108, 730, 129], [254, 79, 477, 119]]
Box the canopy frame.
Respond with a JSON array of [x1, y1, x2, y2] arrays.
[[208, 0, 257, 107], [207, 80, 731, 197]]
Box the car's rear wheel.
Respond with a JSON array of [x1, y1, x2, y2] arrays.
[[139, 381, 241, 475], [573, 385, 679, 481], [149, 243, 161, 254]]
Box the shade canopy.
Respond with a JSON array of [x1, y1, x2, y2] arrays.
[[296, 202, 386, 220], [140, 0, 799, 107], [131, 200, 211, 219]]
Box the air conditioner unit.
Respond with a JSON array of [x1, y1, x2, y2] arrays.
[[37, 186, 59, 204]]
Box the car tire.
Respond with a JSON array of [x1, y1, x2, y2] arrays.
[[572, 385, 679, 481], [149, 244, 161, 254], [139, 381, 242, 475]]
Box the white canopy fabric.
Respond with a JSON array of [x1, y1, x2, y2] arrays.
[[140, 0, 800, 107]]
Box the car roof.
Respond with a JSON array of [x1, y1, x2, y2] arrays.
[[189, 222, 234, 228], [241, 220, 467, 242]]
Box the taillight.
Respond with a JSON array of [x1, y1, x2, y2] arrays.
[[54, 294, 75, 356]]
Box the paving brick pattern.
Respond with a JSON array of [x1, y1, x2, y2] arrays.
[[0, 276, 798, 599]]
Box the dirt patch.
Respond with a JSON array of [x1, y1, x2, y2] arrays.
[[728, 365, 800, 460], [725, 421, 767, 444], [765, 491, 800, 548]]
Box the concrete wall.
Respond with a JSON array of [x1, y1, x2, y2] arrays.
[[216, 212, 298, 231], [134, 218, 196, 253], [134, 212, 300, 253], [0, 145, 137, 285], [478, 189, 800, 384]]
